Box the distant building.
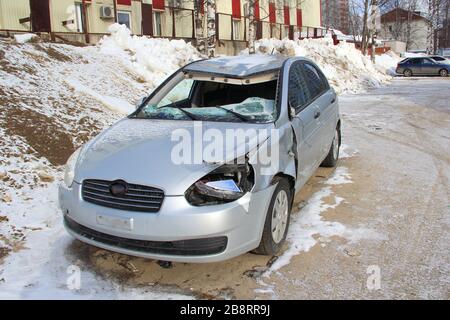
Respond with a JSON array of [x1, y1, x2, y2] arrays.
[[436, 19, 450, 50], [320, 0, 349, 34], [380, 8, 429, 51]]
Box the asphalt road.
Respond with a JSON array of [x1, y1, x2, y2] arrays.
[[71, 77, 450, 299]]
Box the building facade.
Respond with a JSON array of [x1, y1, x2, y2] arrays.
[[0, 0, 323, 53], [380, 8, 429, 51]]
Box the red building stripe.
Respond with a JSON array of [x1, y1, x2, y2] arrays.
[[152, 0, 165, 11], [297, 9, 302, 27], [254, 0, 260, 21], [284, 6, 290, 25], [116, 0, 131, 5], [232, 0, 241, 19], [269, 2, 276, 23]]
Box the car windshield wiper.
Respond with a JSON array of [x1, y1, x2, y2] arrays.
[[159, 105, 201, 121], [213, 106, 253, 122]]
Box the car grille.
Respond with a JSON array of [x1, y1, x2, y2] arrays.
[[64, 216, 228, 256], [82, 179, 164, 212]]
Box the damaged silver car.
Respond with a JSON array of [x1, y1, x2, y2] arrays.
[[59, 55, 340, 263]]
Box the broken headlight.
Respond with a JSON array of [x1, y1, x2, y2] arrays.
[[185, 162, 254, 206]]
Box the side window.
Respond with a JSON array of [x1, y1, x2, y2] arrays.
[[302, 63, 326, 99], [156, 79, 194, 108], [288, 62, 310, 113]]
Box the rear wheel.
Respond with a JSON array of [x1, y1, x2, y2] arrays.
[[253, 179, 292, 256], [439, 69, 448, 77], [403, 69, 412, 77], [321, 127, 340, 168]]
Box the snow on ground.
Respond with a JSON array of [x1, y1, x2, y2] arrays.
[[13, 33, 37, 44], [1, 25, 393, 298], [0, 27, 200, 298], [242, 37, 400, 94]]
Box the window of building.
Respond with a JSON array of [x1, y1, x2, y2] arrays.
[[284, 26, 290, 38], [233, 20, 241, 40], [153, 11, 162, 36], [117, 11, 131, 30]]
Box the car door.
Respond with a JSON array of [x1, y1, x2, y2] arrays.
[[421, 58, 439, 75], [408, 58, 422, 74], [300, 62, 337, 158], [287, 61, 323, 187]]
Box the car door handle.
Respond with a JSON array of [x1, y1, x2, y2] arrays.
[[314, 111, 321, 119], [331, 98, 336, 104]]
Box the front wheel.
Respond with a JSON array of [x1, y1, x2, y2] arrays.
[[253, 179, 292, 256], [439, 69, 448, 77], [321, 127, 340, 167], [403, 69, 412, 77]]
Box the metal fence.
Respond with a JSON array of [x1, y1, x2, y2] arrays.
[[216, 12, 331, 42]]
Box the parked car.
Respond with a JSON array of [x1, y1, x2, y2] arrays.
[[396, 57, 450, 77], [59, 55, 340, 263]]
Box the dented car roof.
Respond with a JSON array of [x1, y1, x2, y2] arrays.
[[183, 54, 288, 79]]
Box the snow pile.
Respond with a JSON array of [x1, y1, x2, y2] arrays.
[[375, 51, 400, 76], [0, 37, 195, 298], [14, 33, 37, 44], [243, 37, 400, 94], [99, 24, 202, 87]]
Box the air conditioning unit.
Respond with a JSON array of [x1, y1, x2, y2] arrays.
[[100, 6, 114, 19]]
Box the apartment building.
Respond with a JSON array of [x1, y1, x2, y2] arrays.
[[0, 0, 323, 53], [320, 0, 349, 34]]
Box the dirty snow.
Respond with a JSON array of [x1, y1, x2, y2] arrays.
[[14, 33, 37, 44], [0, 27, 201, 299], [265, 165, 384, 275]]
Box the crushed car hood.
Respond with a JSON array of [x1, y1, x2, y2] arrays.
[[74, 119, 273, 195]]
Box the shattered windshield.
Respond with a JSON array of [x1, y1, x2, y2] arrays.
[[135, 75, 278, 123]]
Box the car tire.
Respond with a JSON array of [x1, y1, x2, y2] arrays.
[[403, 69, 412, 77], [253, 179, 292, 256], [321, 127, 340, 168], [439, 69, 448, 77]]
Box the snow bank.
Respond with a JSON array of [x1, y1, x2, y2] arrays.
[[242, 38, 400, 94], [98, 24, 202, 87], [14, 33, 37, 44]]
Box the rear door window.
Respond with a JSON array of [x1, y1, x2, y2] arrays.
[[301, 62, 328, 101]]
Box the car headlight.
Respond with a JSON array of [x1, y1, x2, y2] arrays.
[[185, 161, 254, 206], [64, 147, 82, 188]]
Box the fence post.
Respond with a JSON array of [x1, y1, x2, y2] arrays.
[[172, 7, 176, 38], [230, 15, 233, 40], [81, 0, 90, 43]]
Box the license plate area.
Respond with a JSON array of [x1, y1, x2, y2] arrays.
[[96, 214, 134, 231]]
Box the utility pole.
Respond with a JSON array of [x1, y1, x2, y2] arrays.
[[113, 0, 118, 23], [81, 0, 89, 43], [206, 0, 216, 57]]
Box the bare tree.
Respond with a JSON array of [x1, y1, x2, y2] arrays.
[[206, 0, 216, 57], [194, 0, 206, 55]]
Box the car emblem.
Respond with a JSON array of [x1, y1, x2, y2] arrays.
[[109, 180, 128, 196]]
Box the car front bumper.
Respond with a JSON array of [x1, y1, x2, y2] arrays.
[[59, 182, 275, 263]]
